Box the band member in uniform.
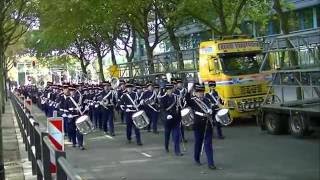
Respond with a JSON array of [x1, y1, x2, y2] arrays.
[[68, 85, 86, 150], [88, 86, 95, 123], [120, 82, 143, 145], [93, 86, 102, 129], [205, 81, 225, 139], [173, 78, 187, 142], [67, 86, 78, 147], [99, 81, 116, 136], [186, 83, 217, 170], [57, 84, 70, 139], [141, 82, 159, 134], [116, 80, 126, 124], [160, 84, 183, 156]]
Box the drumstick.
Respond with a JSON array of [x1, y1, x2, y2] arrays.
[[180, 122, 186, 152], [200, 117, 209, 156]]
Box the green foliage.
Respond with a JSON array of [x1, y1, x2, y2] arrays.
[[180, 0, 272, 36]]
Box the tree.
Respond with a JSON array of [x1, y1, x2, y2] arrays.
[[156, 0, 188, 77], [121, 0, 165, 75], [117, 24, 137, 77], [0, 0, 36, 178], [181, 0, 270, 36]]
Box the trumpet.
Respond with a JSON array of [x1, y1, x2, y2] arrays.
[[111, 77, 120, 90]]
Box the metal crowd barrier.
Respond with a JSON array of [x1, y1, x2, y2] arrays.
[[10, 93, 83, 180]]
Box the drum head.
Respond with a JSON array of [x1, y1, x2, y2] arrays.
[[217, 109, 228, 116], [133, 111, 143, 118], [181, 108, 190, 116], [76, 115, 89, 123]]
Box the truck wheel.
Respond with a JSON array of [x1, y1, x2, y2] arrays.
[[264, 113, 285, 135], [289, 113, 309, 138]]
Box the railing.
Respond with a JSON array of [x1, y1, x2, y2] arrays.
[[10, 93, 83, 180]]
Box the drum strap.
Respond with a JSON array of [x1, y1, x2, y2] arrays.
[[209, 92, 220, 106], [166, 95, 177, 112], [70, 96, 83, 115], [192, 97, 211, 114], [102, 91, 112, 101], [126, 94, 138, 110]]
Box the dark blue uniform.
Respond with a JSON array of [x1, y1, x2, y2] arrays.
[[57, 94, 71, 141], [186, 92, 215, 167], [160, 93, 182, 155], [116, 89, 126, 124], [68, 94, 84, 148], [141, 90, 159, 133], [120, 91, 142, 145], [173, 88, 187, 141], [93, 89, 102, 129], [205, 90, 224, 138], [99, 90, 116, 135]]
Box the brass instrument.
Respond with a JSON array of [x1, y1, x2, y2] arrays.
[[111, 77, 120, 90]]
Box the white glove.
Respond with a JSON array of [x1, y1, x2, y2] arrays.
[[208, 109, 212, 115], [167, 115, 173, 120]]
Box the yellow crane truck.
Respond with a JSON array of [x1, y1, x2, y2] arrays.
[[199, 36, 272, 121]]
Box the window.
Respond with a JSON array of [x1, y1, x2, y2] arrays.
[[219, 53, 261, 76]]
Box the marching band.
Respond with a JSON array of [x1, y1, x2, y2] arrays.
[[17, 77, 231, 170]]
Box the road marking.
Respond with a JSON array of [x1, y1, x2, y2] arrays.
[[119, 159, 150, 164], [141, 152, 152, 158]]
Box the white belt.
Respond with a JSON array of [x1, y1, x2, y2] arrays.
[[195, 111, 205, 117]]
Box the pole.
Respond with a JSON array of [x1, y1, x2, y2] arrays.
[[0, 0, 5, 175]]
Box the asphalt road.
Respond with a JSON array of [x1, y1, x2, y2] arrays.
[[27, 103, 320, 180]]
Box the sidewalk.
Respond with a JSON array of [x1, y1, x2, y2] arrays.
[[2, 100, 35, 180]]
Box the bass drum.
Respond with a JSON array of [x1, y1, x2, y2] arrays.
[[181, 107, 194, 126], [132, 110, 150, 129], [215, 109, 232, 126], [76, 115, 94, 135]]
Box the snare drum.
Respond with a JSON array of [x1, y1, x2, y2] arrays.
[[132, 110, 150, 129], [76, 115, 94, 135], [181, 107, 194, 126], [215, 108, 232, 126]]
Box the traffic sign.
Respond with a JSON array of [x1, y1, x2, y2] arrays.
[[47, 117, 64, 173]]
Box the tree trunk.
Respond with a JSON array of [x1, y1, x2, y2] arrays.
[[110, 46, 117, 65], [97, 53, 105, 82], [79, 58, 88, 77], [4, 70, 8, 101], [167, 26, 184, 74], [0, 12, 5, 178], [146, 47, 155, 75]]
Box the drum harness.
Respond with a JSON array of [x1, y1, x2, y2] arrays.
[[125, 93, 139, 112], [69, 96, 87, 117], [100, 91, 113, 109], [143, 91, 160, 112], [208, 91, 223, 110]]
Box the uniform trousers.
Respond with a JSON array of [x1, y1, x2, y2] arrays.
[[164, 120, 181, 155], [193, 127, 215, 166], [126, 112, 142, 144]]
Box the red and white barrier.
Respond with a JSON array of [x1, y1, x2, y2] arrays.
[[47, 117, 64, 173]]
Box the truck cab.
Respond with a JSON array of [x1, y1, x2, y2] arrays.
[[199, 37, 272, 121]]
